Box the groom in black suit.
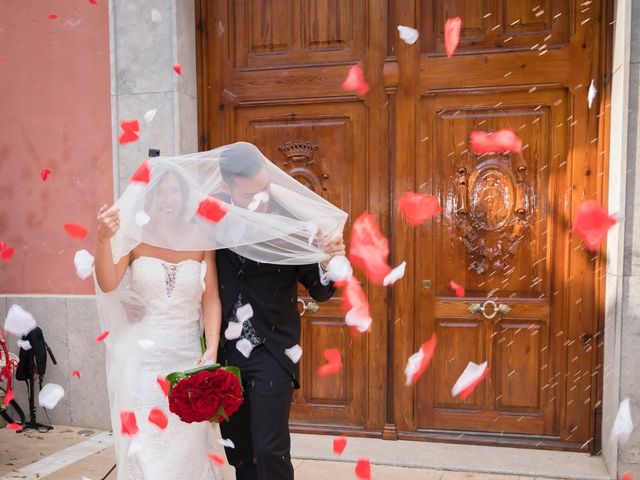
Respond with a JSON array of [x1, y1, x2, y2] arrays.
[[214, 143, 345, 480]]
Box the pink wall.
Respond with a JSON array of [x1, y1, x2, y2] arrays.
[[0, 1, 113, 294]]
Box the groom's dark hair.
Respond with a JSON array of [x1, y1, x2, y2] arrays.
[[220, 142, 267, 185]]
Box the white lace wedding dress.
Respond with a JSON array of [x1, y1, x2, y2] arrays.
[[108, 256, 223, 480]]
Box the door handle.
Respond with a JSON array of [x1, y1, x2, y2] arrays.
[[468, 300, 511, 320], [297, 298, 320, 317]]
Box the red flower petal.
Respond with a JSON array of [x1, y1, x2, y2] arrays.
[[572, 200, 617, 252], [458, 366, 490, 400], [449, 279, 465, 297], [348, 213, 392, 284], [207, 453, 226, 466], [120, 119, 140, 132], [342, 65, 369, 96], [318, 348, 343, 377], [173, 64, 182, 75], [197, 196, 228, 223], [0, 242, 15, 261], [621, 473, 635, 480], [47, 14, 58, 20], [148, 407, 168, 429], [355, 458, 371, 479], [469, 129, 522, 154], [130, 160, 150, 184], [120, 410, 139, 436], [444, 17, 462, 57], [339, 276, 370, 317], [119, 120, 140, 145], [6, 422, 22, 431], [71, 370, 81, 378], [408, 334, 437, 385], [64, 223, 89, 239], [95, 330, 110, 343], [89, 0, 98, 4], [333, 436, 347, 455], [157, 375, 170, 396], [40, 168, 51, 181], [3, 388, 14, 407], [399, 192, 441, 226]]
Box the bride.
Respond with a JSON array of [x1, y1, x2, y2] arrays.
[[92, 143, 347, 480], [94, 169, 223, 479]]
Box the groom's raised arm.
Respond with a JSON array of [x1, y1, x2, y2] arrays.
[[297, 263, 336, 302]]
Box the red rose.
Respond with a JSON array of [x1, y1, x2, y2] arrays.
[[168, 371, 221, 423], [168, 369, 243, 424], [209, 369, 243, 423]]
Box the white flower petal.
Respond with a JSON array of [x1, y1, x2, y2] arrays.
[[588, 79, 597, 109], [218, 438, 235, 448], [397, 25, 420, 45], [327, 256, 353, 282], [236, 303, 254, 323], [135, 210, 150, 226], [383, 260, 407, 286], [285, 344, 303, 364], [224, 321, 243, 340], [74, 249, 95, 280], [144, 108, 158, 123], [39, 383, 65, 410], [236, 338, 254, 358], [4, 304, 37, 337], [345, 308, 372, 333], [404, 348, 424, 386], [612, 397, 634, 444], [451, 361, 488, 398]]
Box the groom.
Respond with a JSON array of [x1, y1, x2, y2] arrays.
[[215, 143, 345, 480]]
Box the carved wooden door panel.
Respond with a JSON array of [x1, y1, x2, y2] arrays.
[[391, 0, 609, 449], [196, 1, 389, 433]]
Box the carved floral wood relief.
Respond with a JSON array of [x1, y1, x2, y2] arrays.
[[278, 140, 330, 193], [455, 152, 532, 275]]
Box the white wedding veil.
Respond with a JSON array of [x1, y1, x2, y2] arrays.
[[94, 142, 347, 478]]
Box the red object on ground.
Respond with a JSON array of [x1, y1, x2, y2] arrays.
[[333, 436, 347, 455], [355, 458, 371, 479]]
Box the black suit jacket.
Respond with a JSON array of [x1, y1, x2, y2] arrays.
[[213, 193, 336, 389], [216, 250, 335, 389]]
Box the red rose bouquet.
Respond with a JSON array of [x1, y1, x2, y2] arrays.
[[166, 361, 243, 424]]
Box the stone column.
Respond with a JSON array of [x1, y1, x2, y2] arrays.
[[109, 0, 198, 195], [603, 0, 640, 476]]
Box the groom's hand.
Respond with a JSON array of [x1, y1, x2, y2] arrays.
[[319, 233, 346, 269]]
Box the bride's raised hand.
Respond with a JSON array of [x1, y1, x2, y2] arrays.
[[97, 204, 121, 241]]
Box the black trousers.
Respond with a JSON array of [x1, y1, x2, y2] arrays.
[[219, 342, 295, 480]]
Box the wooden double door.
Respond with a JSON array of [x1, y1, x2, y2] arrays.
[[196, 0, 611, 450]]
